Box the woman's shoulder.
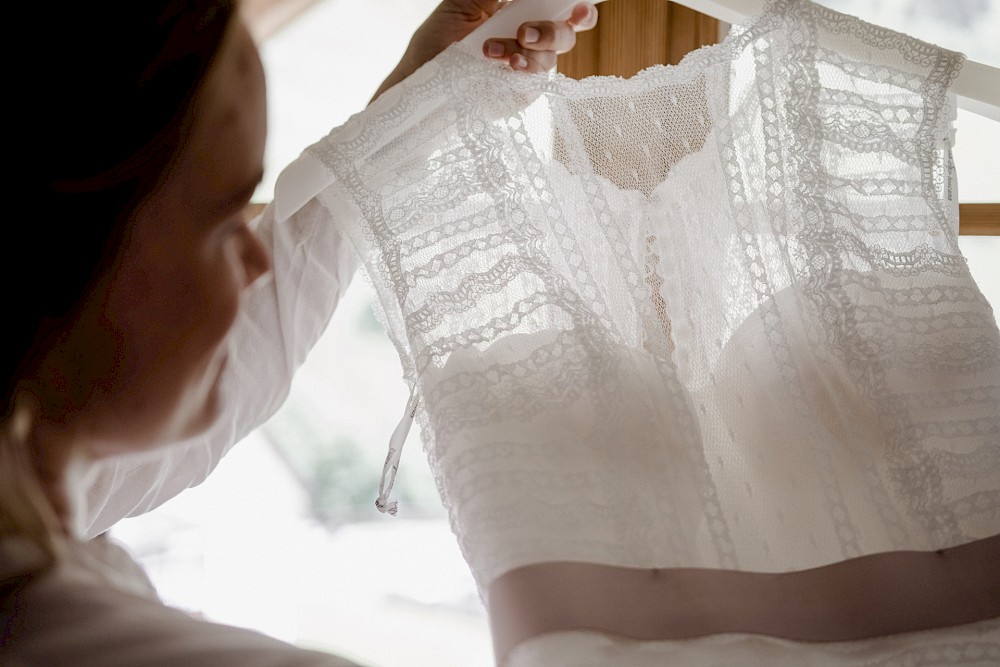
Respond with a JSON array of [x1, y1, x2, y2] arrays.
[[2, 534, 363, 667]]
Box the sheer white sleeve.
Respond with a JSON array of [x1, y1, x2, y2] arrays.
[[304, 0, 998, 595], [81, 177, 361, 538]]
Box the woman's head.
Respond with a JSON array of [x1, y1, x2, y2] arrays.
[[5, 1, 269, 454]]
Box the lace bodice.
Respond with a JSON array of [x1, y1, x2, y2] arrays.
[[309, 0, 998, 598]]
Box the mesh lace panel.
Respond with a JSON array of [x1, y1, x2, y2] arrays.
[[310, 0, 997, 595]]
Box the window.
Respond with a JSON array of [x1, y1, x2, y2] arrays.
[[111, 3, 998, 665]]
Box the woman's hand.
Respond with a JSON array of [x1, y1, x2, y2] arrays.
[[482, 1, 599, 73], [372, 0, 598, 102]]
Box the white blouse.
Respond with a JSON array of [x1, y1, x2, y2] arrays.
[[5, 172, 368, 666], [81, 194, 359, 539], [1, 533, 364, 667]]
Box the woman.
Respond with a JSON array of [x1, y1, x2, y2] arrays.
[[0, 1, 596, 664]]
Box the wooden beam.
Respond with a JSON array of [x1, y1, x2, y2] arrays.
[[248, 201, 999, 236], [558, 0, 719, 78], [959, 204, 1000, 236]]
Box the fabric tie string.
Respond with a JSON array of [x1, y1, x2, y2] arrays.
[[375, 389, 419, 515]]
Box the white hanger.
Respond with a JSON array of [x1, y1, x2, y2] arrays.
[[463, 0, 1000, 122]]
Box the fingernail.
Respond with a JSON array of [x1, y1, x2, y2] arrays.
[[514, 54, 528, 69], [524, 27, 540, 44], [488, 41, 504, 58]]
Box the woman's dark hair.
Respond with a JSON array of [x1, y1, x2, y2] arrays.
[[4, 1, 237, 414]]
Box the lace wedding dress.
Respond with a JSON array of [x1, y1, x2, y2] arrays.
[[304, 0, 999, 662]]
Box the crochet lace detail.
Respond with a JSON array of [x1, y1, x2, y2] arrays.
[[310, 0, 995, 596]]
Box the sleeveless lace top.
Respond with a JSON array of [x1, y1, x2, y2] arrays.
[[307, 0, 998, 598]]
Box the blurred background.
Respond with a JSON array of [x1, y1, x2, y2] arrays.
[[111, 1, 999, 665]]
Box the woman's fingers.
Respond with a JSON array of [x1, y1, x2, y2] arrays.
[[517, 20, 576, 54], [567, 2, 599, 32], [512, 48, 558, 73], [483, 2, 598, 73], [484, 38, 558, 72]]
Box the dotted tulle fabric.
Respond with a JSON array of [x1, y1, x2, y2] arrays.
[[311, 0, 997, 604]]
